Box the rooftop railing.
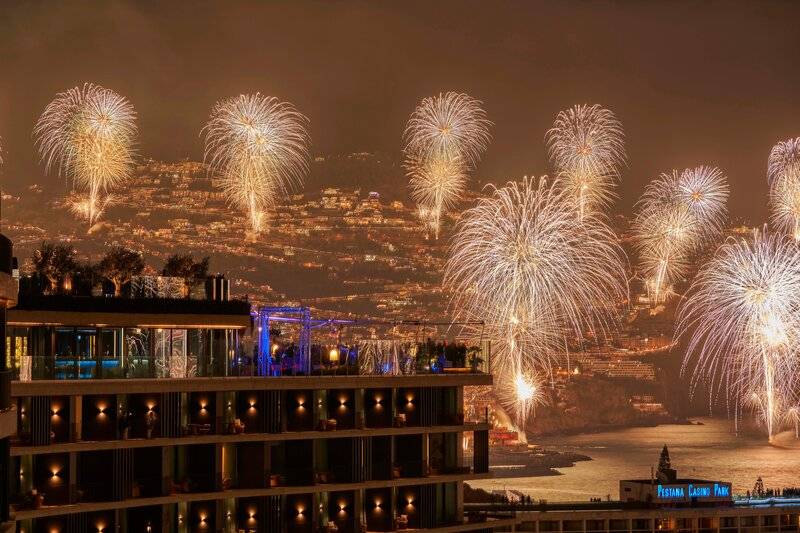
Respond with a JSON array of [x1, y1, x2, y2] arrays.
[[9, 344, 490, 381]]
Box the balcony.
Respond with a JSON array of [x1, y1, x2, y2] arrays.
[[9, 340, 490, 382]]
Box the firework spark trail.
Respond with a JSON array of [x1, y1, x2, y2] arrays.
[[407, 153, 467, 239], [403, 92, 491, 238], [633, 167, 728, 303], [67, 193, 118, 228], [546, 104, 626, 220], [444, 176, 627, 427], [203, 93, 310, 233], [678, 229, 800, 442], [34, 83, 137, 227], [768, 138, 800, 240]]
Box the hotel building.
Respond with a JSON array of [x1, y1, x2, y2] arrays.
[[1, 265, 507, 532]]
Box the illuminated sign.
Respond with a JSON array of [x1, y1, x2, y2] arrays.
[[657, 483, 731, 501], [657, 485, 685, 499], [713, 483, 730, 497]]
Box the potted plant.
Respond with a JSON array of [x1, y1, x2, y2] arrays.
[[467, 346, 484, 372]]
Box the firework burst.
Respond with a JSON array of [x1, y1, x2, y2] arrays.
[[546, 104, 626, 219], [768, 138, 800, 239], [403, 92, 491, 237], [407, 153, 467, 239], [203, 93, 310, 233], [444, 176, 627, 427], [403, 92, 491, 168], [35, 83, 136, 226], [633, 167, 728, 303], [678, 229, 800, 441]]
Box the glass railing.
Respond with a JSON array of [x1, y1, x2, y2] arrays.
[[10, 347, 491, 381]]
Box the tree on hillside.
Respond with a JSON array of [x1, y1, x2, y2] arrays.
[[162, 254, 210, 296], [31, 242, 77, 294], [657, 445, 671, 473], [97, 247, 145, 296]]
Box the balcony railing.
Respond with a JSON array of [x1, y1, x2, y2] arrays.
[[10, 348, 490, 381]]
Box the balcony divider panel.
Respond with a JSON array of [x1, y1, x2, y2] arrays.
[[161, 392, 181, 438], [66, 511, 89, 532], [265, 390, 281, 433], [264, 494, 283, 532], [113, 448, 134, 500], [30, 395, 50, 445], [351, 436, 372, 483], [420, 483, 437, 529], [419, 387, 441, 426]]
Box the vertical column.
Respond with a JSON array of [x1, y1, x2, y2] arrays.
[[265, 390, 282, 433], [214, 391, 224, 434], [162, 502, 173, 533], [390, 486, 398, 532], [214, 443, 224, 490], [68, 451, 78, 504], [258, 311, 269, 376], [280, 391, 288, 433], [422, 432, 430, 477], [71, 394, 82, 442], [95, 326, 102, 379], [264, 442, 272, 486], [355, 489, 364, 533], [161, 446, 173, 497], [355, 388, 365, 429]]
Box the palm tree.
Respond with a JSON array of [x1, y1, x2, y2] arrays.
[[162, 254, 210, 297], [31, 242, 77, 294], [97, 247, 145, 296]]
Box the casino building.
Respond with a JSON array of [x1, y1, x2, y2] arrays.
[[0, 256, 510, 532], [468, 454, 800, 533]]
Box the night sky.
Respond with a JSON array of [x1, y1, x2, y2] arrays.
[[1, 1, 798, 220]]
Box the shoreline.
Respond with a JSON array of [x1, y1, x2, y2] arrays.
[[489, 447, 592, 478], [527, 415, 694, 439], [489, 418, 697, 479]]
